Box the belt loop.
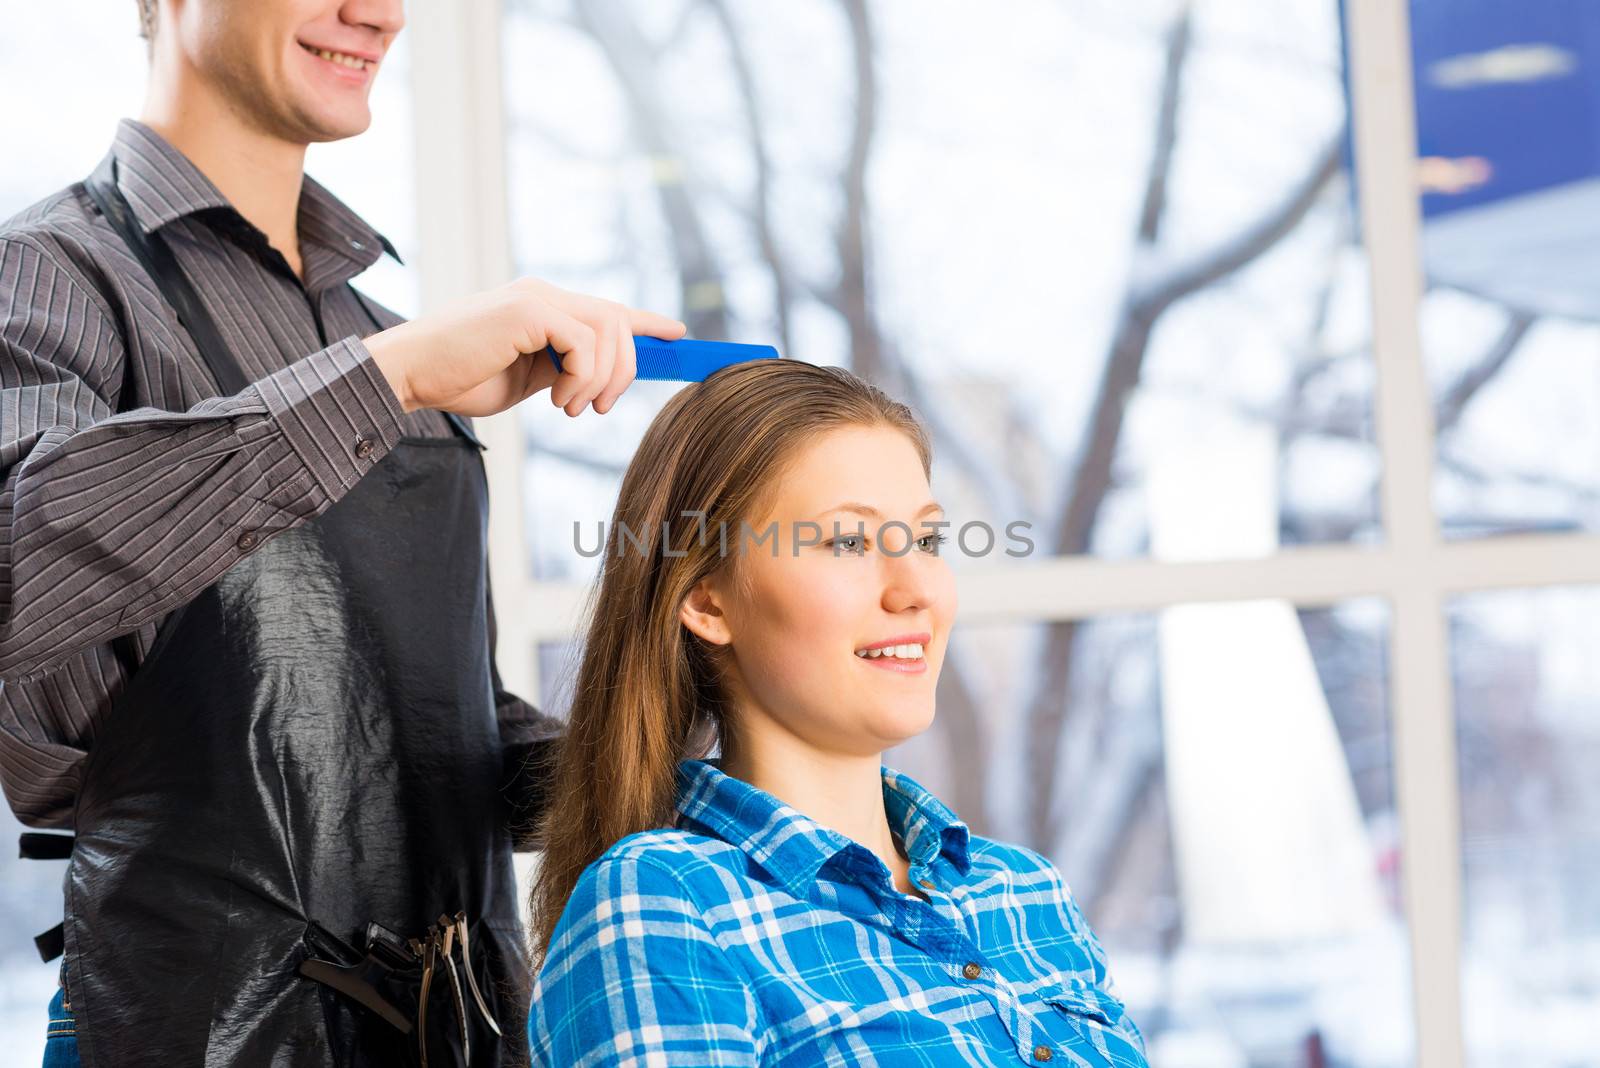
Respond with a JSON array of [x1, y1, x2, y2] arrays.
[[19, 833, 73, 962], [35, 923, 66, 964]]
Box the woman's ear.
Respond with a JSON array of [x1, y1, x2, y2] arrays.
[[679, 576, 733, 646]]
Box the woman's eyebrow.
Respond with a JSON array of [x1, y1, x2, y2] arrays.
[[814, 501, 945, 520]]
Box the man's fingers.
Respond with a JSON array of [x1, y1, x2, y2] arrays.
[[515, 345, 560, 405], [544, 312, 596, 409], [504, 285, 680, 415], [567, 316, 617, 417], [593, 319, 638, 415], [625, 308, 688, 341]]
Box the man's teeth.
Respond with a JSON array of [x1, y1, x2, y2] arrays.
[[855, 643, 925, 660], [308, 46, 371, 70]]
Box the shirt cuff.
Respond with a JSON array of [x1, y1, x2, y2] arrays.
[[257, 336, 408, 501]]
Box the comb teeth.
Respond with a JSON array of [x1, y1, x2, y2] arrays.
[[633, 338, 684, 380]]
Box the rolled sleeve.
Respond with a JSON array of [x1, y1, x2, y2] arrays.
[[257, 335, 406, 501]]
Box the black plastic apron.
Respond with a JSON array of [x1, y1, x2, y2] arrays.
[[39, 156, 531, 1067]]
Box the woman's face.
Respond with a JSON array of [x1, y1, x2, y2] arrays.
[[684, 425, 958, 760]]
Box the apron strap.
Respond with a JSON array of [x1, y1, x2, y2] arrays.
[[86, 152, 484, 451], [82, 157, 209, 682], [64, 157, 255, 970], [82, 155, 251, 398]]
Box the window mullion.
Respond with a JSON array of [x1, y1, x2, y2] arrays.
[[1345, 0, 1465, 1064]]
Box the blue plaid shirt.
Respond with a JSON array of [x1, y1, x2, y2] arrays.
[[529, 759, 1148, 1066]]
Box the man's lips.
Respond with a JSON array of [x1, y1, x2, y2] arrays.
[[297, 41, 381, 75]]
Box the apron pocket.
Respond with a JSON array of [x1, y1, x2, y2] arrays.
[[299, 921, 421, 1067], [299, 915, 513, 1068]]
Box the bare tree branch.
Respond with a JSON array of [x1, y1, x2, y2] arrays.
[[1137, 1, 1191, 243], [570, 0, 730, 339], [663, 0, 703, 50], [1435, 310, 1536, 436], [1136, 136, 1341, 315], [878, 339, 1031, 525], [832, 0, 888, 387], [1019, 7, 1345, 849], [1277, 304, 1536, 451], [933, 644, 993, 834], [703, 0, 796, 357], [818, 0, 1006, 820]]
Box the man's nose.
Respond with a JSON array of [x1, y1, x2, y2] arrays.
[[343, 0, 405, 35]]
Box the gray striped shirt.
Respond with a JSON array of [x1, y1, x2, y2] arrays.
[[0, 119, 557, 830]]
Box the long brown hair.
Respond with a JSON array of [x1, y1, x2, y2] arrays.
[[528, 358, 931, 959]]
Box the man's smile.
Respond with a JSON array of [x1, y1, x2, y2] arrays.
[[297, 41, 377, 76]]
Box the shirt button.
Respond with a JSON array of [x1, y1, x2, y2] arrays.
[[236, 531, 259, 551], [1033, 1046, 1054, 1062], [354, 438, 375, 459], [349, 239, 366, 252], [961, 962, 982, 981]]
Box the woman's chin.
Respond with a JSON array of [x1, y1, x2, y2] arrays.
[[863, 703, 938, 751]]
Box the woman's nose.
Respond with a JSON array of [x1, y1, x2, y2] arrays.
[[879, 550, 940, 615]]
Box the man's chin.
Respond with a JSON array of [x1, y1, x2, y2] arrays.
[[286, 99, 374, 145], [306, 115, 373, 144]]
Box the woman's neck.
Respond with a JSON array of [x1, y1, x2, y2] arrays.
[[721, 728, 917, 896]]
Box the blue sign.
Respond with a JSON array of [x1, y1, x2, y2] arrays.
[[1344, 1, 1600, 318], [1412, 0, 1600, 218]]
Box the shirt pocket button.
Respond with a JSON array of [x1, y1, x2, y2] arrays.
[[236, 531, 259, 551]]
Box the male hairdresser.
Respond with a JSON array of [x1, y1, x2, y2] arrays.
[[0, 1, 683, 1064]]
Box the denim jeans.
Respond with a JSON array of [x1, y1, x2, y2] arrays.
[[43, 964, 80, 1068]]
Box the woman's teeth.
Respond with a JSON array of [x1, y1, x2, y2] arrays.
[[304, 45, 372, 70], [855, 643, 925, 660]]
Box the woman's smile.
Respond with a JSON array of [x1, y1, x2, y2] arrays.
[[855, 653, 928, 675], [853, 633, 931, 674]]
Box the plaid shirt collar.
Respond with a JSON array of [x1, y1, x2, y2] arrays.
[[674, 758, 972, 898], [107, 118, 401, 289]]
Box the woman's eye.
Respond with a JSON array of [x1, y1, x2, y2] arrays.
[[831, 535, 866, 554], [917, 533, 949, 554]]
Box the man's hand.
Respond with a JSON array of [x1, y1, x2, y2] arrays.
[[364, 278, 687, 418]]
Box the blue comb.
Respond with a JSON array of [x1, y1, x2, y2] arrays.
[[544, 337, 779, 382]]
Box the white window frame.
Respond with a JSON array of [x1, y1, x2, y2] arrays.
[[407, 2, 1600, 1063]]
